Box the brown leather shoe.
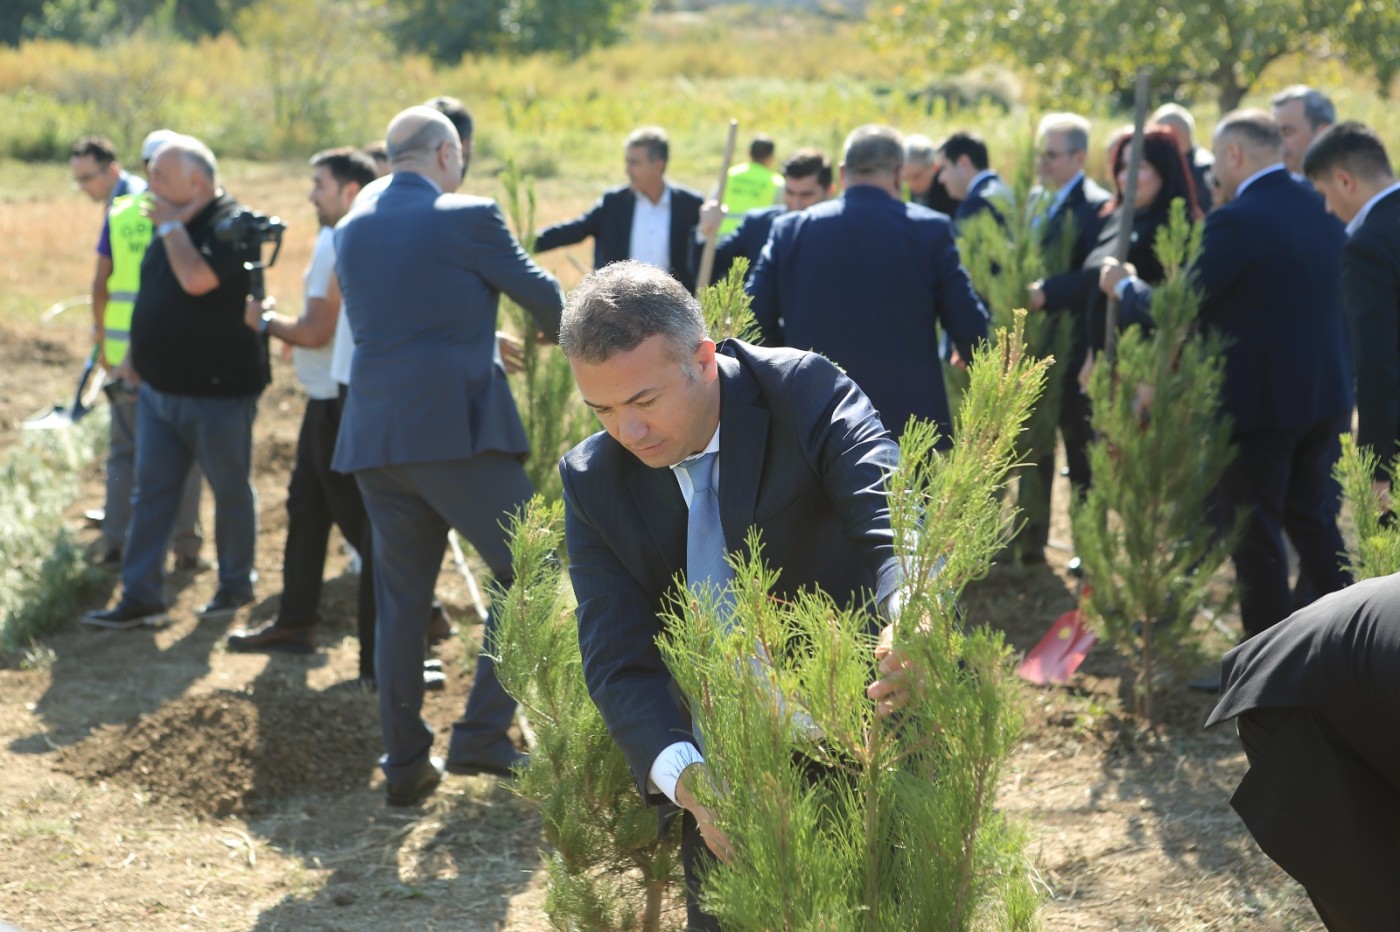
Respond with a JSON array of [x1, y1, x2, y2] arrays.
[[226, 620, 315, 654], [427, 602, 457, 644]]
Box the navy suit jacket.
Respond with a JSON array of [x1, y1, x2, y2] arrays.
[[954, 171, 1008, 227], [535, 182, 704, 292], [747, 185, 989, 444], [691, 204, 784, 285], [331, 172, 564, 474], [1038, 176, 1113, 313], [1342, 189, 1400, 471], [562, 341, 901, 801], [1121, 168, 1352, 433]]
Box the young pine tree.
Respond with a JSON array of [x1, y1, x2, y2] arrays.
[[1334, 436, 1400, 579], [1070, 200, 1235, 723], [498, 159, 596, 504], [955, 146, 1073, 562], [655, 315, 1049, 930]]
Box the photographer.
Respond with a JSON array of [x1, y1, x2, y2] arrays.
[[85, 135, 264, 629]]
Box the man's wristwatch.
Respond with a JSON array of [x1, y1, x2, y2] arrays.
[[156, 220, 183, 239]]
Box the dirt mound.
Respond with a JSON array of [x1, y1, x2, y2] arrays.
[[57, 682, 381, 817]]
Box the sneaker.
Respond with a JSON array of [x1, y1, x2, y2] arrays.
[[82, 601, 167, 630], [196, 590, 255, 620]]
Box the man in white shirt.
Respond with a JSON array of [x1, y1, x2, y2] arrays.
[[227, 147, 379, 679], [534, 127, 704, 291]]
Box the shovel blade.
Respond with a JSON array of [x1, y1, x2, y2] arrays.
[[22, 405, 79, 430], [1019, 607, 1098, 685]]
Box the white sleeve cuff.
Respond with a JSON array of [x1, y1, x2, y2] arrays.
[[648, 740, 705, 806]]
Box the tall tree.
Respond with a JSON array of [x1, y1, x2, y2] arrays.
[[869, 0, 1382, 111]]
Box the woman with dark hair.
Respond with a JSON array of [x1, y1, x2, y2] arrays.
[[1082, 126, 1203, 351]]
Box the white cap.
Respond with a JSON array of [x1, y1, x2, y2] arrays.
[[140, 129, 179, 162]]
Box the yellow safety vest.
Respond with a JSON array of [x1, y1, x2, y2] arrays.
[[720, 162, 783, 236], [104, 192, 152, 365]]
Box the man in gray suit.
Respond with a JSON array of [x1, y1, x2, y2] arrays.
[[333, 106, 565, 805]]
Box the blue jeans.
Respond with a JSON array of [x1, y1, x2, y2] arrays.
[[122, 385, 259, 607]]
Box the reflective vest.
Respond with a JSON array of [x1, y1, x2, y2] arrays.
[[720, 162, 782, 236], [104, 192, 152, 365]]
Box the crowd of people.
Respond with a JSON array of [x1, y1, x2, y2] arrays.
[[62, 80, 1399, 929]]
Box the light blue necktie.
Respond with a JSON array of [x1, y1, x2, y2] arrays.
[[681, 451, 734, 625]]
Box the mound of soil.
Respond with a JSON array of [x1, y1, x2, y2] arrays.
[[57, 682, 381, 817]]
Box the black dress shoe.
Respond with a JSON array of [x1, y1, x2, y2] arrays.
[[445, 747, 528, 778], [197, 590, 255, 620], [226, 620, 316, 654], [81, 600, 167, 630], [386, 756, 444, 806]]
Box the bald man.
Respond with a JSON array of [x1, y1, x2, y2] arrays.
[[83, 135, 262, 630], [332, 107, 565, 806]]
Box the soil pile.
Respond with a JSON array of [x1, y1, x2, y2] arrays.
[[57, 682, 381, 817]]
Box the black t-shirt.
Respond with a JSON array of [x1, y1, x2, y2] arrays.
[[130, 193, 263, 396]]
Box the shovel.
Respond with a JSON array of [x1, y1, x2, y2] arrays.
[[23, 351, 103, 430], [1019, 560, 1097, 685]]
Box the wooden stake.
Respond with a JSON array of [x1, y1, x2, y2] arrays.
[[695, 119, 739, 296]]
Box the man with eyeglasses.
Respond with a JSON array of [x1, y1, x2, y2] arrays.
[[1022, 112, 1111, 560], [332, 106, 565, 806]]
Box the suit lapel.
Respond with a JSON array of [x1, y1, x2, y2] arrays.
[[625, 457, 686, 573], [714, 352, 768, 553]]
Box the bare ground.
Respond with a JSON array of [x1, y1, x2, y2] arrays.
[[0, 279, 1322, 930]]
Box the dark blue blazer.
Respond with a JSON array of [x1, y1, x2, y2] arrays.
[[954, 171, 1007, 227], [1341, 189, 1400, 471], [562, 341, 901, 802], [691, 204, 784, 285], [535, 182, 704, 292], [1121, 168, 1352, 433], [331, 172, 564, 474], [1037, 175, 1113, 313], [747, 185, 989, 444]]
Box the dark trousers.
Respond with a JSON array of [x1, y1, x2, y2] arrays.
[[279, 394, 376, 679], [681, 811, 722, 931], [1292, 429, 1346, 609], [1235, 707, 1400, 930], [354, 453, 531, 785], [1022, 377, 1093, 549], [1216, 417, 1351, 637]]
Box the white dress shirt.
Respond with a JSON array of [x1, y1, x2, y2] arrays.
[[629, 186, 673, 272]]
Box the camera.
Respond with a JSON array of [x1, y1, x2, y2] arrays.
[[213, 207, 287, 267]]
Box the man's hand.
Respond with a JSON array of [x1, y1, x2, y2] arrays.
[[674, 762, 734, 864], [1078, 352, 1095, 392], [1098, 258, 1136, 297], [111, 355, 141, 389], [1132, 381, 1155, 423], [496, 330, 526, 375], [147, 193, 204, 228], [698, 200, 725, 241], [1026, 282, 1047, 312], [867, 622, 918, 718], [1373, 479, 1393, 515], [244, 295, 275, 333]]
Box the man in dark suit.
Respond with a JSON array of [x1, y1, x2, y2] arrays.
[[1205, 574, 1400, 930], [1272, 85, 1336, 183], [535, 126, 704, 292], [1101, 109, 1353, 638], [747, 124, 988, 445], [903, 133, 962, 216], [332, 107, 565, 805], [1020, 112, 1112, 557], [692, 148, 832, 285], [558, 260, 913, 929], [1305, 122, 1400, 506], [938, 131, 1009, 227]]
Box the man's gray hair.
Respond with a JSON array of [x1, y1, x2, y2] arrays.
[[1271, 85, 1336, 130], [155, 134, 218, 184], [387, 108, 457, 164], [624, 126, 669, 164], [1036, 112, 1090, 153], [559, 260, 708, 365], [903, 134, 937, 168], [844, 124, 904, 177], [1151, 103, 1196, 144], [1215, 108, 1284, 153]]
